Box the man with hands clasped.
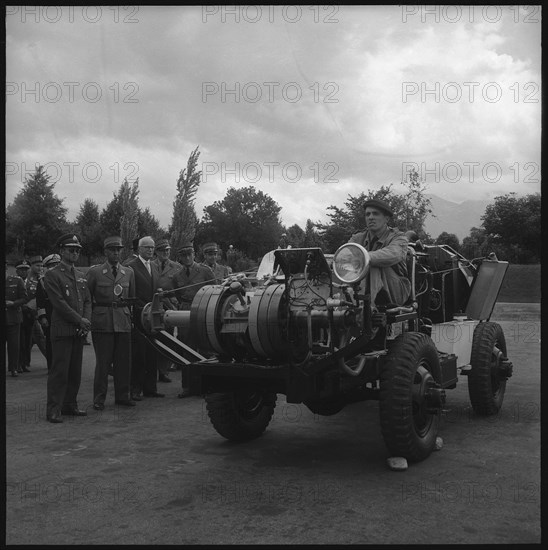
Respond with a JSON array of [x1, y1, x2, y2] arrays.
[[43, 234, 92, 423]]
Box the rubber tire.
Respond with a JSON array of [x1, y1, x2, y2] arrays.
[[205, 391, 277, 442], [379, 332, 441, 462], [467, 321, 507, 416]]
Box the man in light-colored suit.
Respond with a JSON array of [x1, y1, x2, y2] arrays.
[[86, 236, 136, 410]]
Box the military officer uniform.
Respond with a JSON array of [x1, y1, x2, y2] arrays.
[[36, 254, 61, 370], [86, 236, 136, 408], [5, 263, 28, 376], [152, 238, 182, 380], [172, 243, 215, 398], [201, 242, 231, 284], [17, 260, 33, 372], [172, 248, 215, 312], [44, 234, 92, 422]]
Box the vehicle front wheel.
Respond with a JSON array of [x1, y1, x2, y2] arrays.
[[468, 322, 509, 416], [379, 332, 443, 462], [205, 390, 277, 442]]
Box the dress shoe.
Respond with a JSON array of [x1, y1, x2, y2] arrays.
[[178, 388, 191, 398], [61, 408, 87, 416], [93, 403, 105, 411], [17, 366, 24, 373], [115, 399, 137, 407], [10, 370, 18, 377], [158, 374, 172, 383], [131, 394, 143, 401], [47, 413, 63, 423], [21, 365, 31, 372], [143, 391, 165, 398]]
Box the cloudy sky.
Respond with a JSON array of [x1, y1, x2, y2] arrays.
[[6, 5, 542, 232]]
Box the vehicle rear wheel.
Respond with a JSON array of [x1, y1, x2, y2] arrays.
[[379, 332, 442, 462], [468, 322, 508, 416], [205, 390, 277, 441]]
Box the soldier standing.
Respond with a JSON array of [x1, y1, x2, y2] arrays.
[[5, 261, 28, 377], [172, 242, 215, 397], [16, 260, 32, 372], [36, 253, 61, 370], [44, 234, 92, 423], [151, 238, 182, 383], [201, 242, 231, 283], [86, 236, 136, 409], [25, 255, 48, 366]]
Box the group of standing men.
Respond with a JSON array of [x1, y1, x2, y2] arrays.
[[5, 233, 231, 424]]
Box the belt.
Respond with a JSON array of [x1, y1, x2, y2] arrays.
[[93, 301, 131, 309]]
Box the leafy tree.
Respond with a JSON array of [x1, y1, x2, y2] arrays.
[[5, 164, 68, 256], [317, 168, 433, 253], [286, 224, 305, 248], [461, 226, 491, 260], [480, 192, 540, 263], [302, 219, 323, 248], [74, 198, 103, 264], [138, 206, 163, 240], [201, 186, 284, 260], [169, 146, 201, 252], [434, 231, 460, 251], [119, 179, 140, 261]]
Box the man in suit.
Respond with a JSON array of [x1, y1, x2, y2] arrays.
[[86, 236, 136, 410], [5, 261, 28, 377], [36, 253, 61, 370], [201, 242, 231, 284], [172, 242, 215, 397], [44, 234, 92, 423], [151, 238, 182, 383], [125, 236, 164, 399]]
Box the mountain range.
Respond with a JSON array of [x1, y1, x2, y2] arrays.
[[423, 194, 491, 241]]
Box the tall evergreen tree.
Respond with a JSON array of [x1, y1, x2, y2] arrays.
[[119, 179, 140, 261], [75, 198, 103, 264], [5, 164, 68, 256]]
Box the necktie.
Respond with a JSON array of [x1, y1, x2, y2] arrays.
[[161, 260, 166, 271], [185, 266, 190, 277], [368, 237, 378, 252], [112, 265, 117, 278], [145, 261, 151, 275]]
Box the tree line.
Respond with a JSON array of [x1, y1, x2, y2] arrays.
[[5, 149, 541, 267]]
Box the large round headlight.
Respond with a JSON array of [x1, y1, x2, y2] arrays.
[[332, 243, 370, 284]]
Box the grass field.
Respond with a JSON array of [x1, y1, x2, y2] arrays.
[[497, 264, 541, 303]]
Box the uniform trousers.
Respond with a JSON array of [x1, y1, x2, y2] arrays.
[[5, 323, 21, 373], [369, 266, 411, 307], [19, 317, 33, 368], [92, 332, 131, 404], [47, 335, 84, 417]]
